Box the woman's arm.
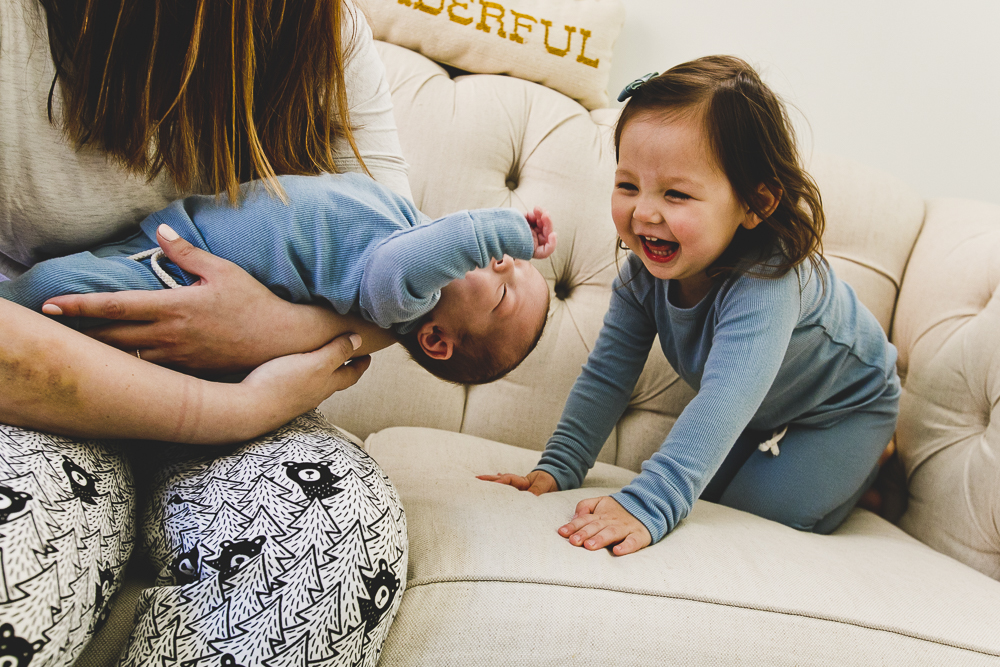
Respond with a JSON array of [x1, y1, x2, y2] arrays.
[[43, 227, 397, 374], [0, 297, 373, 444], [337, 0, 412, 200]]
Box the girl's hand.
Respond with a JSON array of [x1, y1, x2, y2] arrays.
[[559, 496, 652, 556], [238, 333, 372, 428], [41, 225, 342, 375], [525, 207, 557, 259], [476, 470, 558, 496]]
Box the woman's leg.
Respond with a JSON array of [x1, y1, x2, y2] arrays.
[[718, 389, 899, 533], [0, 425, 135, 666], [118, 411, 407, 667]]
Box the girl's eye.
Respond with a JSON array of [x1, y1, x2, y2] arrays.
[[665, 190, 691, 200], [616, 182, 637, 191]]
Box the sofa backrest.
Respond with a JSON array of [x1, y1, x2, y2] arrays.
[[322, 42, 925, 473]]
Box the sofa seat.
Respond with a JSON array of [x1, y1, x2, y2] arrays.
[[365, 427, 1000, 666]]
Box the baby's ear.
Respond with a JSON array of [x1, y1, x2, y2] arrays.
[[416, 322, 455, 360]]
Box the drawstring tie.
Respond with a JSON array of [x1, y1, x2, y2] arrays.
[[128, 248, 182, 289], [758, 426, 788, 457]]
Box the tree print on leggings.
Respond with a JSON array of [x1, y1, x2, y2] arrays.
[[122, 411, 407, 667]]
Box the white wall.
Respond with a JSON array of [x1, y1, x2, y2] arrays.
[[606, 0, 1000, 205]]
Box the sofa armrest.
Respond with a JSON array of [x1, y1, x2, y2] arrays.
[[893, 198, 1000, 580]]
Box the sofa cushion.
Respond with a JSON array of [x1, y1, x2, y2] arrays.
[[366, 427, 1000, 665], [360, 0, 625, 109]]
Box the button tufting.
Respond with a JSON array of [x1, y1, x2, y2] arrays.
[[554, 282, 572, 300]]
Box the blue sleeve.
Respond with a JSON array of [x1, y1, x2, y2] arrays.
[[358, 208, 535, 329], [611, 273, 801, 543], [534, 267, 658, 491]]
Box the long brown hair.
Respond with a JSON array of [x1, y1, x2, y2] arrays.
[[40, 0, 368, 202], [615, 55, 825, 282]]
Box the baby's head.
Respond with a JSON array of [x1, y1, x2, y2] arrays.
[[399, 255, 550, 385], [614, 55, 825, 281]]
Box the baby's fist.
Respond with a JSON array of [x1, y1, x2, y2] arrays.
[[525, 207, 556, 259]]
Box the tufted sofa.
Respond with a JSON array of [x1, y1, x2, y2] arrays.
[[78, 42, 1000, 666]]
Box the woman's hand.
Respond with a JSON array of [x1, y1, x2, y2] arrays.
[[558, 496, 652, 556], [41, 224, 368, 375], [476, 470, 558, 496], [236, 334, 372, 434]]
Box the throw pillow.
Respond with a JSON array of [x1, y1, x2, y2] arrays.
[[361, 0, 626, 109]]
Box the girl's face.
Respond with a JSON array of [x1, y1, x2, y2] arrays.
[[612, 112, 760, 306]]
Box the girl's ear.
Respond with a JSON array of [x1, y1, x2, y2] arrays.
[[743, 183, 782, 230], [416, 322, 455, 360]]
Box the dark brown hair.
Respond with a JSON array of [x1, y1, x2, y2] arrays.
[[39, 0, 368, 202], [615, 55, 825, 281], [398, 301, 549, 385]]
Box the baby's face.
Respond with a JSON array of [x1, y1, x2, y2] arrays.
[[434, 255, 549, 345]]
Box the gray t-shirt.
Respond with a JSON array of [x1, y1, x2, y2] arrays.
[[0, 0, 410, 278]]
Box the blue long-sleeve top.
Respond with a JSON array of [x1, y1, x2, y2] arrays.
[[0, 173, 535, 333], [534, 253, 898, 543]]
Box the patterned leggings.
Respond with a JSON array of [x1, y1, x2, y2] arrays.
[[0, 411, 407, 667]]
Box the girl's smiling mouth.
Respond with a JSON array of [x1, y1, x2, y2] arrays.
[[640, 235, 679, 263]]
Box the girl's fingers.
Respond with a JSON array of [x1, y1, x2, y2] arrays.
[[573, 496, 602, 517], [563, 518, 604, 545], [612, 532, 646, 556]]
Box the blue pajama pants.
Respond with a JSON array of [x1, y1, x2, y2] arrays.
[[701, 377, 901, 534]]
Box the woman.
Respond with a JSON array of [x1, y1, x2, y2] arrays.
[[0, 0, 408, 664]]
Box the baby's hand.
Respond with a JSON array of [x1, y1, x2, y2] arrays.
[[525, 207, 556, 259], [559, 496, 652, 556], [476, 469, 558, 496]]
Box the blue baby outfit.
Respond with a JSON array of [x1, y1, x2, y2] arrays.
[[535, 254, 900, 542], [0, 173, 534, 333]]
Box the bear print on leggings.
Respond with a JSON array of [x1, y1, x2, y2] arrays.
[[0, 425, 134, 666], [123, 411, 407, 667]]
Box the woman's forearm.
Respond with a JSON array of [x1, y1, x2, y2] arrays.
[[0, 299, 367, 443], [269, 300, 398, 360]]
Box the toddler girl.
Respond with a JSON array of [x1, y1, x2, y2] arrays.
[[481, 56, 900, 555]]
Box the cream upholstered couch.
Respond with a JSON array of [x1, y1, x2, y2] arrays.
[[79, 42, 1000, 666]]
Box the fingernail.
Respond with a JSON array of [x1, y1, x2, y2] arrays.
[[349, 334, 362, 350], [158, 224, 179, 241], [42, 304, 63, 315]]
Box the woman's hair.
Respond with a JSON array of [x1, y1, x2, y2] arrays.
[[39, 0, 367, 202], [614, 55, 825, 281]]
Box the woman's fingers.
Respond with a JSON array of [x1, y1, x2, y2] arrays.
[[43, 288, 172, 321], [154, 224, 231, 280]]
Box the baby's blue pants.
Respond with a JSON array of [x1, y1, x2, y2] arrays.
[[0, 229, 182, 328]]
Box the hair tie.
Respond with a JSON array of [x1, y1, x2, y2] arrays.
[[617, 72, 659, 102]]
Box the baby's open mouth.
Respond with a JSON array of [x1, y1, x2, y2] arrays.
[[640, 236, 679, 262]]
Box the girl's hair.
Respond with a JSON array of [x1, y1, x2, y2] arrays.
[[614, 55, 825, 281], [39, 0, 368, 203]]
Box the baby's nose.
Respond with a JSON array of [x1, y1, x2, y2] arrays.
[[492, 255, 514, 271]]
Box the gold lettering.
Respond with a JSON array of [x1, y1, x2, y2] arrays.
[[476, 1, 507, 38], [541, 19, 575, 57], [447, 0, 473, 25], [414, 0, 444, 15], [508, 10, 536, 44], [397, 0, 412, 5], [576, 28, 599, 68]]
